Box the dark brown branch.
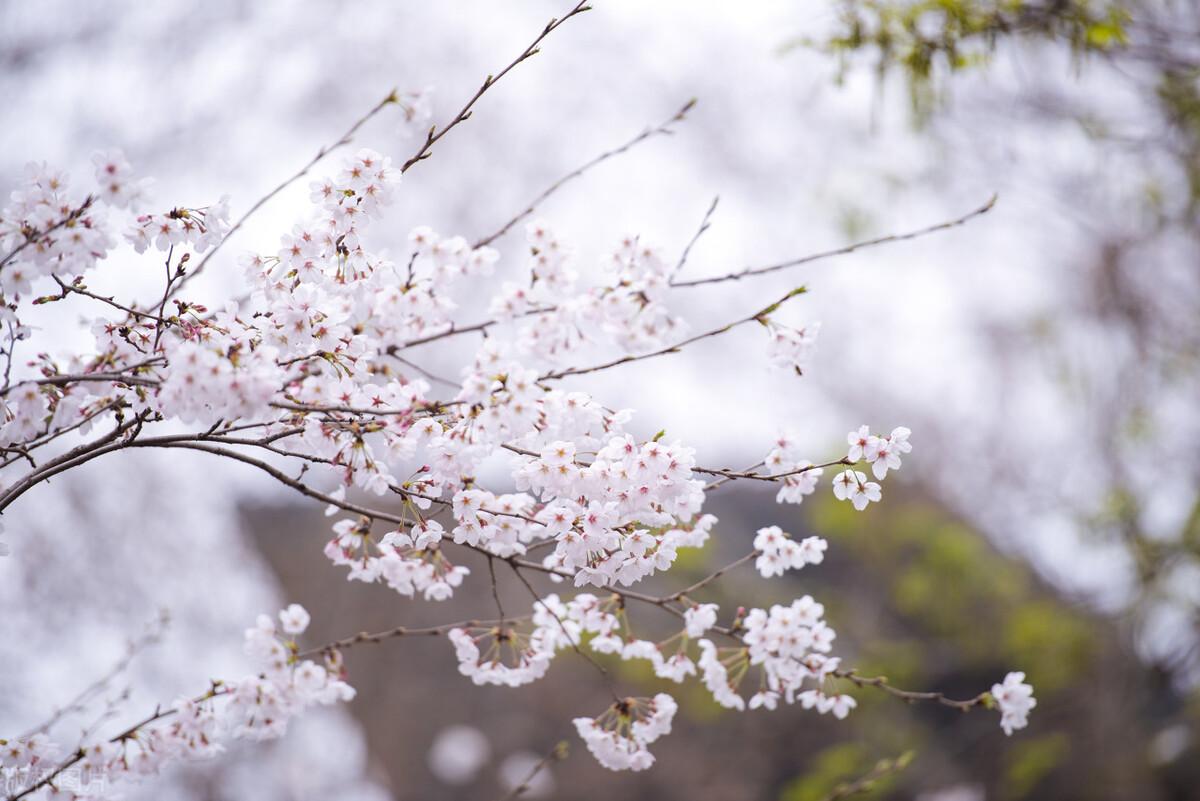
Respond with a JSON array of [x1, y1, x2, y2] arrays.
[[833, 670, 990, 712], [297, 617, 510, 660], [0, 371, 159, 398], [50, 275, 171, 325], [693, 456, 852, 483]]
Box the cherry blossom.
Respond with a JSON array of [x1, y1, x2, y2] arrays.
[[448, 626, 554, 688], [865, 425, 912, 480], [753, 526, 828, 578], [91, 148, 152, 210], [832, 469, 882, 511], [765, 320, 820, 373], [573, 694, 676, 772], [992, 671, 1037, 735], [0, 160, 115, 297], [764, 432, 825, 505], [798, 689, 858, 719], [684, 603, 719, 638], [279, 603, 311, 635], [847, 425, 873, 462]]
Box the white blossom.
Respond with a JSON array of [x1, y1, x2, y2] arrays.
[[992, 671, 1037, 735]]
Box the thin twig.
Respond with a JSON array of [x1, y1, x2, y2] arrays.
[[173, 91, 402, 294], [50, 275, 171, 325], [473, 98, 697, 248], [6, 683, 229, 801], [400, 1, 594, 174], [488, 556, 507, 622], [19, 611, 170, 739], [818, 752, 915, 801], [0, 371, 159, 397], [541, 285, 807, 380], [0, 400, 124, 469], [508, 560, 620, 700], [671, 550, 758, 602], [672, 194, 719, 280], [495, 741, 569, 801], [502, 442, 846, 487], [386, 353, 459, 388], [692, 456, 851, 483], [671, 195, 997, 288], [297, 617, 512, 660]]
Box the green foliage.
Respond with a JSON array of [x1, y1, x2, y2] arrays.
[[1003, 732, 1070, 798], [1003, 602, 1093, 692], [1182, 498, 1200, 558], [778, 743, 912, 801], [797, 0, 1131, 115], [812, 497, 1097, 690], [853, 639, 926, 695], [1156, 69, 1200, 206]]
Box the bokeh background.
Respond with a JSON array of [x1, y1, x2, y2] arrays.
[[1, 1, 1198, 800]]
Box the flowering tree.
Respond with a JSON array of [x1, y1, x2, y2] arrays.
[[0, 3, 1034, 798]]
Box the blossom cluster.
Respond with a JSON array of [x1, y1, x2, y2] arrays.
[[448, 626, 554, 688], [752, 525, 828, 578], [692, 595, 843, 715], [765, 319, 820, 374], [830, 425, 911, 510], [992, 671, 1037, 735], [441, 587, 856, 770], [325, 517, 471, 600], [0, 162, 114, 298], [741, 597, 845, 712], [125, 196, 230, 255], [488, 223, 687, 360], [573, 693, 677, 771], [762, 424, 913, 514], [518, 436, 707, 588], [0, 605, 352, 800]]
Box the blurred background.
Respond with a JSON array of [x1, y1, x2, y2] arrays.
[[1, 1, 1198, 799]]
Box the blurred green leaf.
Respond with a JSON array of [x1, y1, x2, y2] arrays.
[[1004, 732, 1070, 798]]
